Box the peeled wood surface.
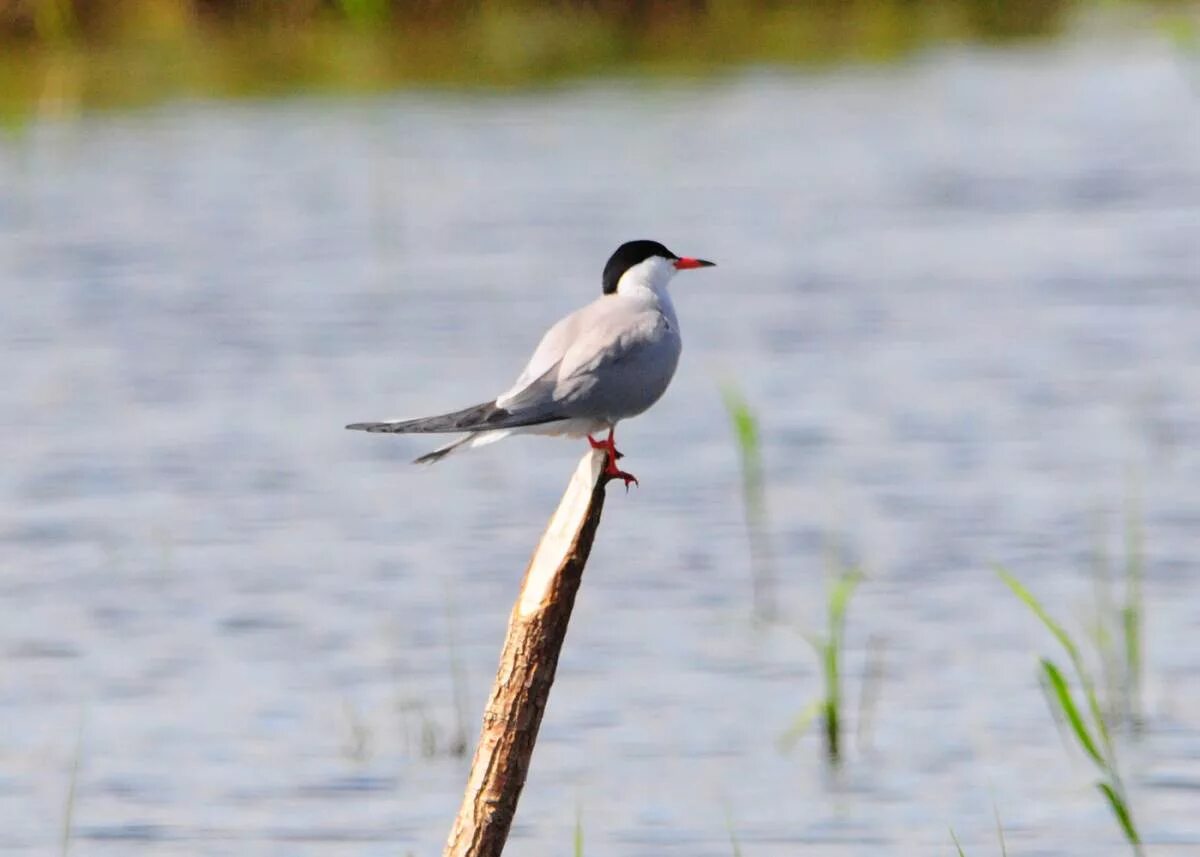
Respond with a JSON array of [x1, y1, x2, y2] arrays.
[[443, 448, 610, 857]]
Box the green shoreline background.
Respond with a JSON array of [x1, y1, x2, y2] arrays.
[[0, 0, 1196, 123]]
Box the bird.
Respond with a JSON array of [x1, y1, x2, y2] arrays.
[[346, 239, 715, 487]]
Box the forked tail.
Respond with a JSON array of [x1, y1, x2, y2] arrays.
[[412, 429, 513, 464]]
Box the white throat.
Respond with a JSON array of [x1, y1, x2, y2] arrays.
[[615, 255, 677, 307]]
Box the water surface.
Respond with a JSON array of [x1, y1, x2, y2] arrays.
[[2, 39, 1199, 856]]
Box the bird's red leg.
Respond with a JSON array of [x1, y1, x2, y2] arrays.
[[588, 428, 637, 489], [604, 427, 624, 460]]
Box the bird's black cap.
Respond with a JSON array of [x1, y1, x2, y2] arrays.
[[602, 240, 677, 295]]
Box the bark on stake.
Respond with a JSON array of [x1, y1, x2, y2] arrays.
[[443, 447, 610, 857]]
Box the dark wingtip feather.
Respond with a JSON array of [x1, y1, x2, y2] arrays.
[[412, 448, 448, 464], [346, 400, 564, 436], [346, 422, 410, 433]]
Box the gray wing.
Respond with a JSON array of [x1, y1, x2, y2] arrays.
[[498, 297, 677, 421], [495, 305, 591, 407], [348, 297, 673, 435]]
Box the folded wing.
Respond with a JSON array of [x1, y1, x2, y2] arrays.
[[347, 296, 671, 435]]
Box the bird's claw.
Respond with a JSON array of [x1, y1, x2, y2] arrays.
[[605, 464, 639, 491], [590, 432, 635, 489]]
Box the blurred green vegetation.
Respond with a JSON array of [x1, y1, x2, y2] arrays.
[[720, 383, 774, 621], [998, 568, 1143, 854], [0, 0, 1192, 122]]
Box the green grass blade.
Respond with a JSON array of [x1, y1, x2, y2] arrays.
[[803, 631, 825, 656], [778, 699, 823, 752], [573, 806, 584, 857], [993, 802, 1008, 857], [60, 712, 85, 857], [720, 382, 764, 518], [823, 569, 860, 765], [1123, 490, 1145, 724], [826, 571, 860, 691], [855, 634, 886, 753], [723, 806, 744, 857], [721, 385, 761, 469], [1122, 604, 1140, 693], [1081, 669, 1114, 759], [998, 568, 1113, 751], [950, 828, 967, 856], [993, 571, 1113, 758], [1097, 781, 1140, 846], [997, 568, 1082, 664], [828, 570, 862, 629], [823, 695, 840, 763], [1040, 658, 1105, 768], [720, 381, 773, 619], [823, 633, 838, 696]]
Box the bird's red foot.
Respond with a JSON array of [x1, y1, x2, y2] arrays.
[[603, 458, 639, 491], [588, 432, 637, 489], [587, 433, 624, 460]]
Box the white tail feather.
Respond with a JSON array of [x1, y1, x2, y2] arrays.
[[413, 429, 514, 464]]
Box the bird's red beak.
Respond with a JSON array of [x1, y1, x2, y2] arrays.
[[673, 257, 716, 270]]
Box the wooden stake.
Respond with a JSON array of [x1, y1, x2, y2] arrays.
[[443, 448, 610, 857]]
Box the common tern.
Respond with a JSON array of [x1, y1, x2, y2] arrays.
[[346, 240, 715, 486]]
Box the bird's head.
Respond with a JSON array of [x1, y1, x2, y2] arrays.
[[602, 240, 715, 297]]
